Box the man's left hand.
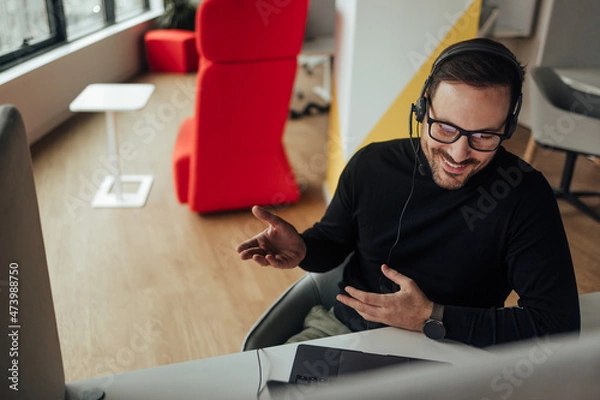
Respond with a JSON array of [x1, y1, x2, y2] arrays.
[[336, 264, 434, 332]]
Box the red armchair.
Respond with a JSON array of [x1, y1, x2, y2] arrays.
[[172, 0, 308, 213]]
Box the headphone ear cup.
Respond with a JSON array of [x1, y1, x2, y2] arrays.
[[505, 94, 522, 139], [505, 115, 517, 138], [414, 96, 427, 123]]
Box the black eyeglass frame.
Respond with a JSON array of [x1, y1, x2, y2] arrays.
[[425, 106, 507, 152]]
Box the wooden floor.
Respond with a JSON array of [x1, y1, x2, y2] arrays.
[[31, 68, 600, 382]]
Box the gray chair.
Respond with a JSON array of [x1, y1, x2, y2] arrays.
[[242, 263, 345, 351], [529, 66, 600, 222]]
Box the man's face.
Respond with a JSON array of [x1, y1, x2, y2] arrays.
[[420, 81, 511, 190]]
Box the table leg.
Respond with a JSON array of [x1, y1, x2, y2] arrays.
[[312, 55, 332, 104], [322, 55, 332, 101], [105, 111, 122, 200], [91, 111, 153, 209]]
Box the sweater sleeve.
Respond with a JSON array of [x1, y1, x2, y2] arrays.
[[443, 173, 581, 347], [299, 150, 361, 273]]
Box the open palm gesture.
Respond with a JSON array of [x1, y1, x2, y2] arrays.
[[236, 206, 306, 269]]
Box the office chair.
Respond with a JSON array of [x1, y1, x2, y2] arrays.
[[529, 66, 600, 222], [242, 263, 345, 351]]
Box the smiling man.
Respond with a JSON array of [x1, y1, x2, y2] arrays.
[[237, 38, 580, 347]]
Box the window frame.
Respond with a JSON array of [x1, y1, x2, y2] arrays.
[[0, 0, 150, 73]]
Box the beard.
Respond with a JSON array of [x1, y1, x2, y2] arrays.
[[427, 147, 479, 190]]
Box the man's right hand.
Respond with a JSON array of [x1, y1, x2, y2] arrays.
[[236, 206, 306, 269]]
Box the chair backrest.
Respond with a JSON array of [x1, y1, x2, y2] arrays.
[[309, 262, 346, 310], [0, 105, 65, 399], [196, 0, 308, 63], [530, 66, 600, 118], [242, 264, 345, 351], [529, 66, 600, 156], [187, 0, 308, 211]]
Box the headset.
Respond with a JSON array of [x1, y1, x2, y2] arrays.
[[412, 41, 524, 140]]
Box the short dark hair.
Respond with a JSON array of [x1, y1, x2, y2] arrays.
[[428, 38, 525, 114]]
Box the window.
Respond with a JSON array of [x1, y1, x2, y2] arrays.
[[63, 0, 106, 39], [0, 0, 149, 71], [0, 0, 56, 59], [116, 0, 147, 22]]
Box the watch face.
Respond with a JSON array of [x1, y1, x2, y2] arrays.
[[424, 320, 445, 340]]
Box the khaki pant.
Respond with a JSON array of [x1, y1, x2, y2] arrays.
[[286, 305, 352, 344]]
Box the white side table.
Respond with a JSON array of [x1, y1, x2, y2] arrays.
[[70, 83, 155, 208]]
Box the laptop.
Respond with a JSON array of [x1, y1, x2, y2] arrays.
[[288, 344, 448, 384]]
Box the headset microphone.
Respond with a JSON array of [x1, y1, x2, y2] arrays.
[[409, 102, 428, 176]]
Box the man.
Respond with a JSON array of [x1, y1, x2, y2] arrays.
[[236, 38, 580, 348]]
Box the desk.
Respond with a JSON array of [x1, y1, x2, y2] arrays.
[[66, 327, 488, 400], [555, 68, 600, 96], [69, 84, 155, 208], [580, 291, 600, 333]]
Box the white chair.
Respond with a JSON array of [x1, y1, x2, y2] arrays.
[[529, 66, 600, 222]]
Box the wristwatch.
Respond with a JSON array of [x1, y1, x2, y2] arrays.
[[423, 303, 445, 340]]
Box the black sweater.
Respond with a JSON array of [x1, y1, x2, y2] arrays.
[[300, 139, 580, 347]]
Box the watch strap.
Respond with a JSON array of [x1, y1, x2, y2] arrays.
[[430, 303, 444, 322]]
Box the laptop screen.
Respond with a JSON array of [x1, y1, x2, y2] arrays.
[[289, 344, 448, 384]]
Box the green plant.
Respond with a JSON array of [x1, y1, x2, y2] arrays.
[[155, 0, 197, 31]]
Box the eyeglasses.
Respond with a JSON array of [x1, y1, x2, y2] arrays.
[[426, 105, 506, 152]]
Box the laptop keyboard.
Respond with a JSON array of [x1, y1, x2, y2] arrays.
[[294, 375, 329, 384]]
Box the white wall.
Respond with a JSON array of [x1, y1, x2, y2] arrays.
[[334, 0, 358, 159], [0, 8, 162, 144], [539, 0, 600, 68]]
